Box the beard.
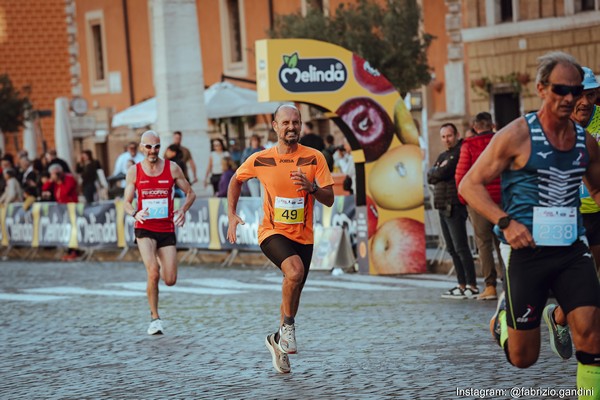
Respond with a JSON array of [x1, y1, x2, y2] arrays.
[[282, 131, 299, 146], [148, 154, 159, 163]]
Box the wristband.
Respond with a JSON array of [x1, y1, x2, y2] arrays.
[[132, 210, 138, 218], [309, 182, 318, 194]]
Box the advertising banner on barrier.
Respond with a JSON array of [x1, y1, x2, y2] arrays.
[[217, 197, 262, 251], [175, 198, 211, 249], [0, 196, 358, 255], [0, 205, 7, 247], [75, 202, 119, 248], [5, 204, 34, 247], [35, 203, 74, 248]]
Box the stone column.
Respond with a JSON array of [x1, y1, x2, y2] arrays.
[[150, 0, 210, 195], [444, 0, 466, 116]]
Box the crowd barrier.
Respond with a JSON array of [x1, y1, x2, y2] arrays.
[[0, 196, 357, 263]]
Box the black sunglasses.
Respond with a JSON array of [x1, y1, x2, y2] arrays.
[[549, 83, 584, 97], [142, 143, 161, 150]]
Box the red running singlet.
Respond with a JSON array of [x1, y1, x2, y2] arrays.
[[134, 159, 175, 233]]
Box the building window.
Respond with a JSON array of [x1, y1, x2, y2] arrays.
[[91, 24, 105, 81], [302, 0, 329, 16], [219, 0, 247, 75], [226, 0, 242, 63], [500, 0, 513, 22], [580, 0, 596, 11], [85, 11, 108, 94]]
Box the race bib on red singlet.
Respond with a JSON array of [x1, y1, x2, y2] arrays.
[[141, 188, 169, 219]]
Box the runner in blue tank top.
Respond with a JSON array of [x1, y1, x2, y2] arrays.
[[459, 51, 600, 398]]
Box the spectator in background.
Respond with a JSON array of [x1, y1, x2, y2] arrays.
[[217, 156, 236, 198], [264, 129, 278, 149], [76, 150, 103, 204], [229, 139, 243, 166], [428, 123, 478, 299], [39, 171, 55, 202], [204, 138, 229, 196], [322, 134, 336, 172], [45, 149, 71, 173], [299, 121, 325, 151], [334, 140, 356, 194], [241, 134, 265, 197], [165, 144, 188, 198], [19, 155, 38, 192], [455, 112, 503, 301], [172, 131, 198, 184], [49, 163, 80, 261], [0, 168, 23, 205], [0, 154, 15, 195], [112, 142, 144, 188]]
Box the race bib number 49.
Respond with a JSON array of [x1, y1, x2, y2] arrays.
[[532, 206, 577, 246], [274, 197, 305, 224], [142, 198, 168, 219]]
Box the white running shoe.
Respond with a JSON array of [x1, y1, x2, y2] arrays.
[[147, 318, 164, 335], [265, 333, 291, 374], [277, 323, 297, 354]]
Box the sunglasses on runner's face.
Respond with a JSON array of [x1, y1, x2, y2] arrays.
[[142, 143, 161, 150], [548, 83, 584, 97]]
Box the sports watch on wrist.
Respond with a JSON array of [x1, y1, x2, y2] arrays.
[[497, 215, 512, 230], [309, 182, 318, 194]]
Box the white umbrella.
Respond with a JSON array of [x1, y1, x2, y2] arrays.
[[54, 97, 75, 171], [204, 81, 284, 119], [111, 82, 286, 128], [111, 97, 157, 129]]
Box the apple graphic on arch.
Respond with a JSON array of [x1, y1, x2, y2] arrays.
[[366, 195, 379, 238], [336, 97, 394, 162], [352, 54, 395, 95], [370, 217, 426, 275]]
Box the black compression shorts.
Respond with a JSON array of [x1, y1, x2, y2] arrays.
[[500, 239, 600, 330], [260, 234, 314, 284], [134, 228, 176, 249]]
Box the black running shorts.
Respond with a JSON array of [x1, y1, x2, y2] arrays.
[[582, 212, 600, 246], [500, 239, 600, 330], [134, 228, 176, 249], [260, 234, 313, 284]]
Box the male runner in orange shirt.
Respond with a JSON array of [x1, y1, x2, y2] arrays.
[[227, 104, 334, 373]]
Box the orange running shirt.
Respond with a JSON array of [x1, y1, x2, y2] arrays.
[[236, 144, 334, 245]]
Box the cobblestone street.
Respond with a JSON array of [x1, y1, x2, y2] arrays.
[[0, 260, 580, 399]]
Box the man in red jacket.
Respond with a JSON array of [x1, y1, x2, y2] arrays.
[[48, 163, 78, 203], [455, 112, 503, 300]]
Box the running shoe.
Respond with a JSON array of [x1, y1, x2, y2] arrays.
[[441, 286, 466, 299], [490, 291, 506, 346], [277, 323, 297, 354], [147, 318, 164, 335], [265, 333, 291, 374], [463, 287, 480, 299], [543, 304, 572, 360]]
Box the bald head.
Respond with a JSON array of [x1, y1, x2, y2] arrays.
[[274, 104, 300, 121], [141, 130, 160, 142]]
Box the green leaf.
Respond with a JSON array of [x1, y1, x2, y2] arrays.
[[289, 53, 299, 68]]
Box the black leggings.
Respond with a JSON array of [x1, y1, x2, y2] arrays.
[[260, 234, 313, 285]]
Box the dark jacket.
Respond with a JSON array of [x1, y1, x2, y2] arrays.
[[455, 131, 501, 205], [427, 140, 463, 210]]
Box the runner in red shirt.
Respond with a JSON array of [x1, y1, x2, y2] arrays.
[[227, 104, 334, 373], [123, 130, 196, 335]]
